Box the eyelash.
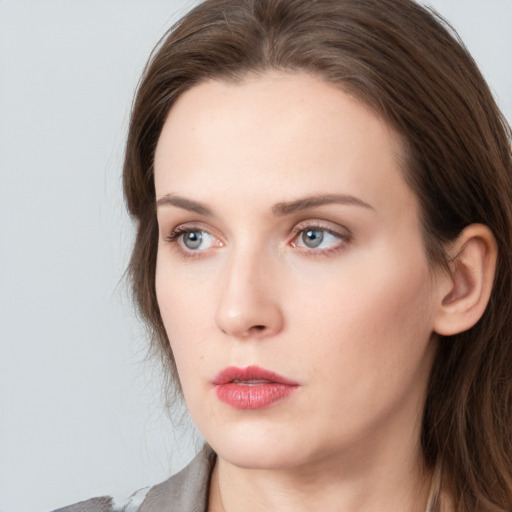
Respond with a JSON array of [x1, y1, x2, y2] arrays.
[[165, 225, 200, 243], [290, 223, 352, 256], [164, 225, 214, 260], [164, 223, 352, 258]]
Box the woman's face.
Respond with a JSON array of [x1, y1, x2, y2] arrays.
[[154, 72, 441, 471]]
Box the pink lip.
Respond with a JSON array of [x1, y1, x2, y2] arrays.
[[211, 365, 300, 410]]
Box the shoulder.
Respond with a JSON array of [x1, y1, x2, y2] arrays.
[[50, 489, 149, 512], [49, 445, 216, 512]]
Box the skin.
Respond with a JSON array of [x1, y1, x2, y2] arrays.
[[153, 71, 447, 512]]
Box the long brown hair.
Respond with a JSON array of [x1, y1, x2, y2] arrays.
[[123, 0, 512, 509]]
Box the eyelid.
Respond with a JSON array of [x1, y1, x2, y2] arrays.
[[290, 220, 352, 253], [163, 220, 218, 240], [160, 219, 352, 259], [164, 223, 224, 255], [292, 218, 352, 237]]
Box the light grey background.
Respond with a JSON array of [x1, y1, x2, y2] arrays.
[[0, 1, 511, 511]]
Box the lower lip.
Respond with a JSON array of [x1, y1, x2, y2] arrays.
[[214, 382, 298, 410]]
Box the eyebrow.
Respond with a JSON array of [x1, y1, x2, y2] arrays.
[[156, 193, 374, 216], [156, 194, 213, 216], [272, 194, 374, 216]]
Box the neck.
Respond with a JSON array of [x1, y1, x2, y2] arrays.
[[209, 436, 433, 512]]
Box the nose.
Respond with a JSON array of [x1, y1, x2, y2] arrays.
[[215, 249, 284, 340]]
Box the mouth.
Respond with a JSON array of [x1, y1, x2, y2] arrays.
[[211, 365, 300, 410]]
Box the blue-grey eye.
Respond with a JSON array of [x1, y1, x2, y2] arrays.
[[183, 231, 203, 249], [302, 229, 324, 248]]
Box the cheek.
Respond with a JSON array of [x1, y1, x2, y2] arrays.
[[287, 259, 436, 448], [295, 244, 432, 331], [156, 245, 209, 326], [155, 236, 436, 391], [155, 252, 217, 374], [291, 247, 436, 386]]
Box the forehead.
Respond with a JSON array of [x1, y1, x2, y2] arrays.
[[153, 71, 413, 218]]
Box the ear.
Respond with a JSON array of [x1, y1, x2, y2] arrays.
[[433, 224, 497, 336]]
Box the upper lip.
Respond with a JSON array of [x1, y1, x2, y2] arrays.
[[211, 365, 300, 386]]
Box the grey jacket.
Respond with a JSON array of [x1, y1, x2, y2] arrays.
[[51, 446, 216, 512]]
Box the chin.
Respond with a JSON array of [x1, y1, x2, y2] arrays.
[[216, 440, 303, 471], [203, 418, 312, 470]]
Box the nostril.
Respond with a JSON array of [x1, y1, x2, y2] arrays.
[[252, 325, 266, 331]]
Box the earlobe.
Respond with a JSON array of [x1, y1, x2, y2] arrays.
[[433, 224, 497, 336]]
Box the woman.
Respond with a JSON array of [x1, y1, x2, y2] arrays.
[[55, 0, 512, 510]]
